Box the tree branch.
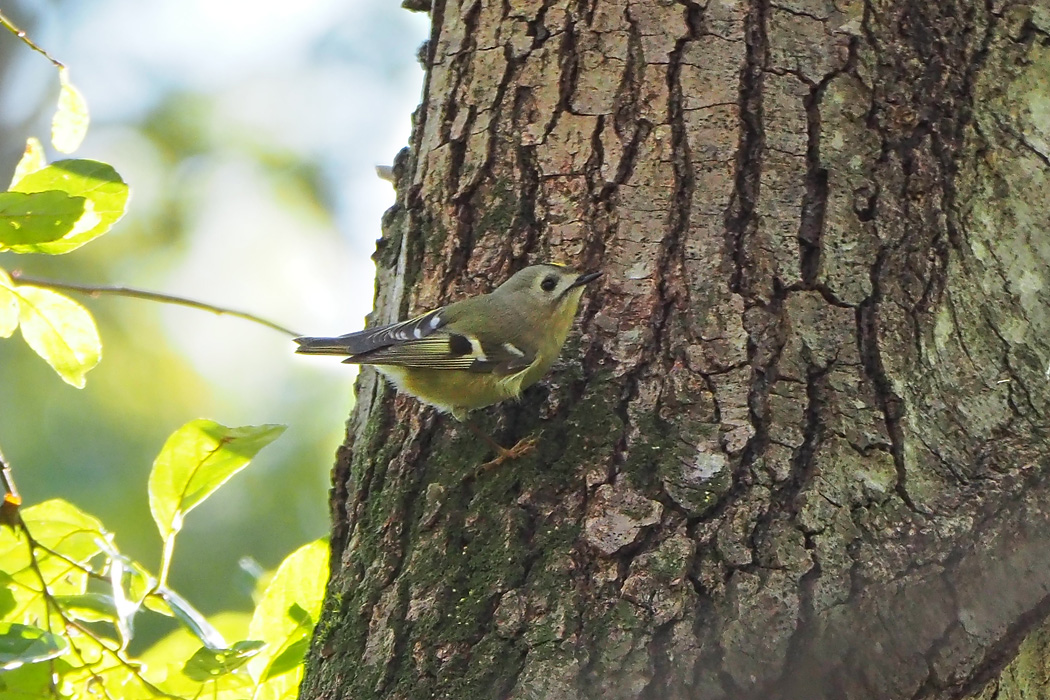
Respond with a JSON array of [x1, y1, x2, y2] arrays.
[[9, 272, 300, 337], [0, 445, 22, 530], [0, 10, 65, 69]]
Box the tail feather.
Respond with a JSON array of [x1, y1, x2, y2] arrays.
[[294, 336, 355, 356]]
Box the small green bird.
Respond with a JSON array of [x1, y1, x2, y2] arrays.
[[295, 263, 601, 466]]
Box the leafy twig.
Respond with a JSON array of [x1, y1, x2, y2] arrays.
[[0, 11, 64, 69], [1, 450, 179, 699], [9, 272, 300, 337]]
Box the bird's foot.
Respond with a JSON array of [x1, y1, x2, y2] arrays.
[[479, 436, 537, 471]]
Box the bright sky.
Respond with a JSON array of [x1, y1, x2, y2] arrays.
[[31, 0, 431, 389]]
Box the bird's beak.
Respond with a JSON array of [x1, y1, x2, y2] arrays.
[[570, 271, 603, 288]]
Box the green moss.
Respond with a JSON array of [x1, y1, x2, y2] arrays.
[[311, 368, 637, 698], [643, 535, 693, 582], [350, 410, 410, 557], [421, 216, 451, 258], [590, 599, 643, 662], [304, 581, 387, 698], [313, 591, 344, 640], [436, 634, 524, 699], [621, 411, 730, 517], [385, 476, 533, 692], [620, 412, 677, 490], [373, 224, 403, 269], [544, 373, 625, 474], [575, 599, 653, 694], [473, 177, 520, 241], [973, 614, 1050, 698]]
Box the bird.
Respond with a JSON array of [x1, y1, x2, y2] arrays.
[[294, 263, 601, 468]]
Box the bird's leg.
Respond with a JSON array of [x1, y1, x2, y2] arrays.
[[463, 421, 537, 470]]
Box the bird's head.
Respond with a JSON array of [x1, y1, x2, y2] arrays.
[[495, 263, 601, 308]]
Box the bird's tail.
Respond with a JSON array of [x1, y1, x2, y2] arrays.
[[293, 336, 353, 355]]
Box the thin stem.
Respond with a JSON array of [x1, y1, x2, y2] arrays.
[[157, 535, 175, 590], [0, 11, 64, 69], [9, 272, 300, 337]]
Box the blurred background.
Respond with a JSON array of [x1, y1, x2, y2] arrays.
[[0, 0, 428, 624]]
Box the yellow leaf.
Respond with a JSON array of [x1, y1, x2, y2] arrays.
[[9, 160, 128, 255], [247, 540, 328, 697], [148, 420, 285, 542], [9, 137, 46, 188], [14, 286, 101, 387], [0, 269, 17, 338], [52, 68, 90, 154]]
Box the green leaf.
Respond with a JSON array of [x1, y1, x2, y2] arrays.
[[248, 540, 328, 684], [0, 190, 93, 252], [52, 68, 90, 154], [138, 611, 251, 693], [13, 285, 101, 388], [0, 501, 109, 620], [263, 636, 310, 681], [0, 574, 16, 617], [148, 420, 285, 542], [0, 269, 18, 338], [0, 656, 74, 697], [159, 586, 227, 649], [10, 160, 128, 254], [52, 593, 118, 623], [9, 137, 46, 188], [20, 499, 110, 565], [0, 623, 69, 670], [182, 640, 265, 682], [111, 551, 160, 609]]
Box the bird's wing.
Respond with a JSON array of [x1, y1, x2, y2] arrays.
[[295, 308, 447, 356], [463, 337, 537, 376], [350, 331, 537, 375], [297, 301, 539, 375]]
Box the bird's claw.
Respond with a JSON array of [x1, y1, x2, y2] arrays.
[[479, 437, 537, 471]]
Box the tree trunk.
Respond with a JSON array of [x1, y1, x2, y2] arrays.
[[299, 0, 1050, 698]]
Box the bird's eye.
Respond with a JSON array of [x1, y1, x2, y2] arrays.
[[541, 275, 558, 292]]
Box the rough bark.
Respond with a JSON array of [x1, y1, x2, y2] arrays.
[[973, 616, 1050, 699], [300, 0, 1050, 698]]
